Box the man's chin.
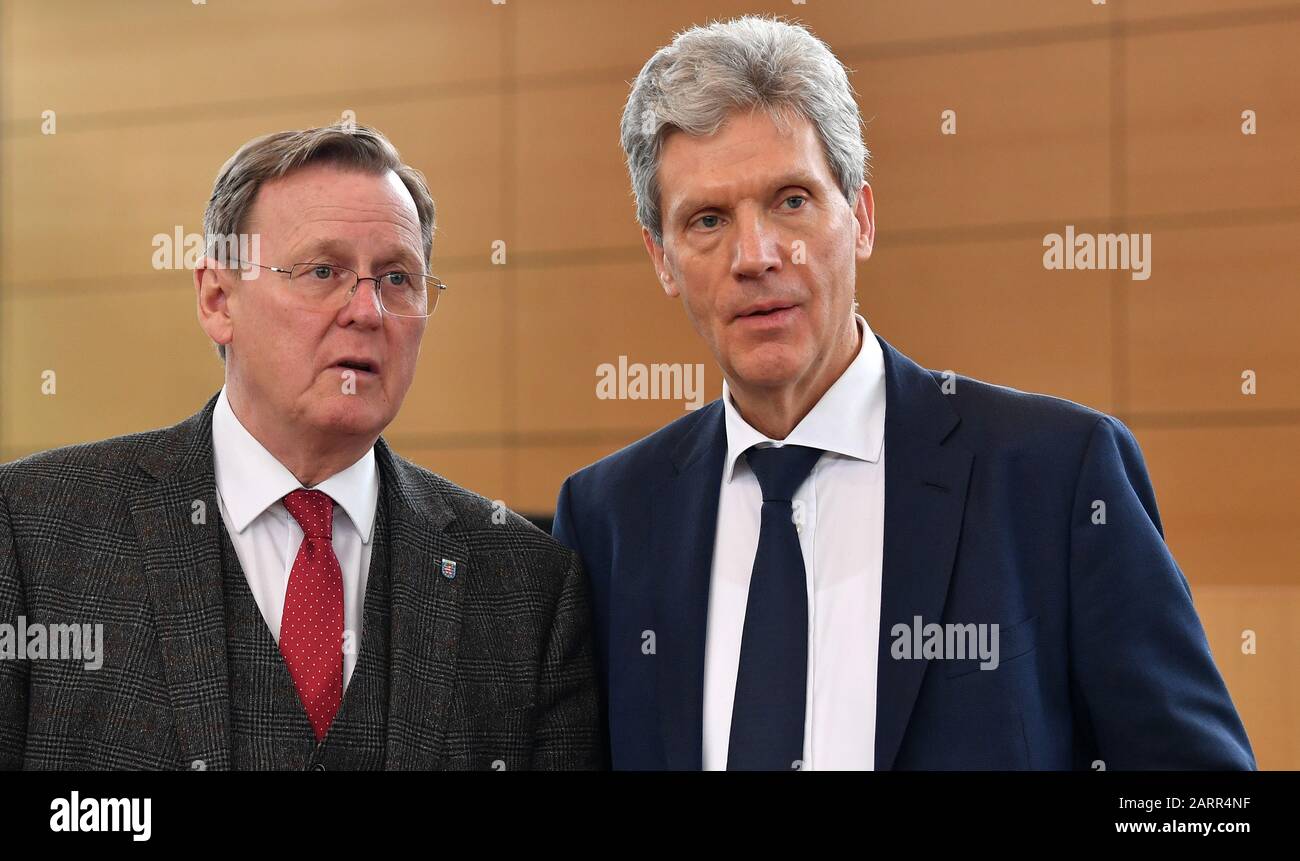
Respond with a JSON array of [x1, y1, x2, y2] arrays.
[[311, 394, 390, 439], [725, 344, 811, 391]]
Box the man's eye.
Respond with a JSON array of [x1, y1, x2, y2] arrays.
[[697, 214, 720, 229], [311, 265, 337, 280], [383, 272, 409, 287], [784, 195, 806, 210]]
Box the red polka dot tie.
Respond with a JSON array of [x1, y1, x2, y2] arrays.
[[279, 489, 344, 743]]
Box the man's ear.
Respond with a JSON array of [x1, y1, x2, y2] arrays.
[[194, 256, 234, 354], [642, 226, 680, 298], [852, 182, 876, 263]]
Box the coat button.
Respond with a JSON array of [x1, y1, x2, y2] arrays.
[[309, 763, 326, 771]]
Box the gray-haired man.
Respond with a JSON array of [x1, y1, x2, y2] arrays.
[[553, 16, 1252, 771], [0, 124, 602, 770]]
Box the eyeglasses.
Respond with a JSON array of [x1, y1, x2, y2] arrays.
[[234, 260, 446, 318]]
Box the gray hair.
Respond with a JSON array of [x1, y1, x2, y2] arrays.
[[620, 15, 868, 244], [201, 123, 436, 362]]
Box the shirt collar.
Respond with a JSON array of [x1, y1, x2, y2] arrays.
[[722, 313, 886, 483], [212, 386, 379, 542]]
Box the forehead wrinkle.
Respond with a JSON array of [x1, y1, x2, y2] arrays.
[[249, 193, 420, 235], [290, 200, 420, 234], [278, 210, 421, 257], [661, 112, 834, 223]]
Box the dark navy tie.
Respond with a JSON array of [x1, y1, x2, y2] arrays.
[[727, 444, 824, 771]]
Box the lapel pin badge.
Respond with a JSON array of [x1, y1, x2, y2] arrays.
[[440, 559, 458, 580]]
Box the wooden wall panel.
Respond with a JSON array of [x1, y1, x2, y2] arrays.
[[1124, 20, 1300, 216], [1196, 585, 1300, 771], [865, 236, 1113, 412], [1124, 224, 1300, 414], [858, 40, 1113, 234], [513, 261, 721, 434], [0, 282, 222, 453], [2, 0, 1296, 766], [1138, 425, 1300, 587], [510, 442, 637, 515], [513, 81, 632, 254], [514, 0, 1115, 79], [1, 95, 506, 285], [384, 269, 510, 438], [0, 0, 505, 123]]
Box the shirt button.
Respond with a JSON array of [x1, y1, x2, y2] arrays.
[[309, 763, 326, 772]]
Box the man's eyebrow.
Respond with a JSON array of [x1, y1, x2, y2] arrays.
[[290, 237, 352, 263], [375, 249, 426, 271], [668, 175, 821, 224], [289, 238, 423, 270], [769, 173, 818, 193], [670, 196, 712, 224]]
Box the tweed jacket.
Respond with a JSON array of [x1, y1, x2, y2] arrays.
[[0, 392, 602, 770]]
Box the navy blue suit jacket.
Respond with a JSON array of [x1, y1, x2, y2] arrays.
[[553, 335, 1255, 770]]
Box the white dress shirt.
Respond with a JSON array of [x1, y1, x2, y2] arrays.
[[211, 386, 379, 691], [702, 314, 886, 771]]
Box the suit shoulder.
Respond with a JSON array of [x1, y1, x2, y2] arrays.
[[385, 450, 573, 561], [939, 371, 1113, 444], [0, 426, 173, 499], [563, 401, 720, 493]]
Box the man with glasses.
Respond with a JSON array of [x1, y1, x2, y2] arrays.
[[0, 124, 602, 770]]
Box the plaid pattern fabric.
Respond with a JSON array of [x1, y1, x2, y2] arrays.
[[220, 496, 390, 770], [0, 392, 603, 770]]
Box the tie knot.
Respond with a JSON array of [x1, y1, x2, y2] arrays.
[[745, 444, 823, 503], [282, 488, 335, 539]]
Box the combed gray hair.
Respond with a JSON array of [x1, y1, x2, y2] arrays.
[[620, 15, 868, 244], [201, 123, 436, 362]]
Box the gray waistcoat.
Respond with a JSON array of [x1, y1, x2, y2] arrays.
[[218, 490, 391, 770]]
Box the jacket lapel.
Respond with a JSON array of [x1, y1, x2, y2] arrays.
[[644, 337, 972, 771], [131, 392, 233, 770], [650, 403, 726, 770], [373, 437, 469, 769], [873, 336, 973, 770], [129, 393, 472, 770]]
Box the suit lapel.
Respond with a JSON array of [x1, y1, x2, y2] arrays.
[[874, 336, 973, 770], [129, 393, 472, 770], [373, 437, 469, 769], [650, 403, 726, 770], [644, 338, 971, 771], [131, 392, 233, 770]]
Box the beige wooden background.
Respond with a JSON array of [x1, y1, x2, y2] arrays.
[[1, 0, 1296, 768]]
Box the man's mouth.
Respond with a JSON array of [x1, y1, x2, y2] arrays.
[[333, 359, 378, 374], [735, 302, 799, 322]]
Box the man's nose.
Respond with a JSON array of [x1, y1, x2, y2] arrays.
[[731, 212, 783, 280], [339, 277, 384, 325]]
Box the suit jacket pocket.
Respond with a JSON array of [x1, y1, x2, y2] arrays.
[[944, 614, 1039, 678]]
